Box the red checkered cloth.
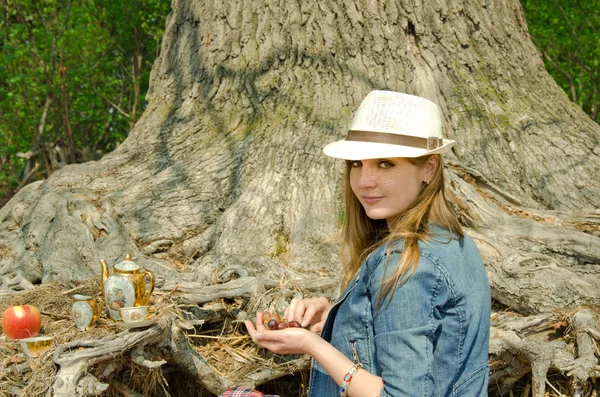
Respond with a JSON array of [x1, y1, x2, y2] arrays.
[[219, 386, 280, 397]]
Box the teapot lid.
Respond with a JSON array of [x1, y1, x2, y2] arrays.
[[115, 253, 139, 271]]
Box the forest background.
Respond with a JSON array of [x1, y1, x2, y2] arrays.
[[0, 0, 599, 208]]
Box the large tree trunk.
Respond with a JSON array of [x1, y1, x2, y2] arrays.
[[1, 0, 599, 395]]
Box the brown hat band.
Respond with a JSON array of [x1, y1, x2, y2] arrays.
[[346, 130, 443, 151]]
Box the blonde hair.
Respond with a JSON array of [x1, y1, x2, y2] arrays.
[[339, 155, 463, 307]]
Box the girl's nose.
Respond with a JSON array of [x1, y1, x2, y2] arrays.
[[355, 166, 377, 189]]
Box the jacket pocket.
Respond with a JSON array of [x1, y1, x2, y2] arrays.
[[452, 364, 489, 396], [348, 339, 374, 371]]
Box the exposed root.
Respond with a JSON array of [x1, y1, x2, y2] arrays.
[[490, 308, 600, 397], [2, 280, 599, 396], [0, 271, 36, 298]]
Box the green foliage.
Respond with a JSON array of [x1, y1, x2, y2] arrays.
[[521, 0, 600, 123], [1, 1, 597, 206], [0, 0, 170, 204]]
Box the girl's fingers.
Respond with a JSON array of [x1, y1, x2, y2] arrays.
[[285, 298, 299, 322], [285, 297, 331, 324], [254, 338, 285, 352], [244, 320, 257, 339], [256, 311, 266, 331], [301, 298, 330, 327], [293, 300, 307, 323], [244, 313, 267, 341], [302, 305, 319, 328]]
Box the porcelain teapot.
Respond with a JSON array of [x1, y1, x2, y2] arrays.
[[100, 253, 155, 320]]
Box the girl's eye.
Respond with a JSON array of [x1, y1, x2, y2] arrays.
[[350, 160, 362, 168], [379, 160, 394, 168]]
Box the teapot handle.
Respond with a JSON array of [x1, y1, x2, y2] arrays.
[[140, 270, 155, 305]]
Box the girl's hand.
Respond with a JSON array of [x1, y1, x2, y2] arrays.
[[284, 297, 332, 333], [244, 312, 321, 355]]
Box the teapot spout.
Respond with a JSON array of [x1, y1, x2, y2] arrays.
[[99, 259, 109, 295]]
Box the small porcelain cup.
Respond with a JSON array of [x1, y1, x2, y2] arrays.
[[19, 336, 54, 357], [71, 294, 102, 330], [119, 306, 149, 323]]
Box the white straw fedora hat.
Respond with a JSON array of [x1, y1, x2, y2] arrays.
[[323, 90, 455, 160]]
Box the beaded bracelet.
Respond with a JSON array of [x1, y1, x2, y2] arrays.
[[339, 364, 362, 397]]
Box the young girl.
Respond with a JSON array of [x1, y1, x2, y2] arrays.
[[241, 90, 491, 397]]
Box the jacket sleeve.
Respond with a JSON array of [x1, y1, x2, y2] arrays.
[[367, 251, 449, 397]]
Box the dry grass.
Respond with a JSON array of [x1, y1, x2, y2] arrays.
[[0, 280, 307, 396], [2, 282, 598, 396], [0, 280, 116, 396]]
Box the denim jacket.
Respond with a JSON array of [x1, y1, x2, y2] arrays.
[[308, 228, 491, 397]]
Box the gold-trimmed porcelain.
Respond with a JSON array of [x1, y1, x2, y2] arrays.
[[19, 336, 54, 357], [71, 294, 102, 330], [119, 306, 149, 323], [100, 253, 155, 320]]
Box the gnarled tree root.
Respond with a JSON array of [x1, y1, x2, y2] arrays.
[[50, 312, 308, 396], [52, 325, 165, 396], [490, 310, 600, 397], [47, 275, 599, 397]]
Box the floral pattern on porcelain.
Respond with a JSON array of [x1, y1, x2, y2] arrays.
[[72, 301, 94, 329], [100, 254, 156, 321], [119, 306, 149, 323], [131, 311, 142, 321], [105, 277, 136, 320], [71, 294, 102, 329]]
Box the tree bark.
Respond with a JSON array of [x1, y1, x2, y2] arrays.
[[1, 0, 599, 394]]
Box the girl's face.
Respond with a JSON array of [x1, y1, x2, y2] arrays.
[[349, 157, 436, 225]]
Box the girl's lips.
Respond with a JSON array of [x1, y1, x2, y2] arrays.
[[362, 196, 383, 204]]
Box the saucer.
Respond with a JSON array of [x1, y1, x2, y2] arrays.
[[116, 319, 157, 329]]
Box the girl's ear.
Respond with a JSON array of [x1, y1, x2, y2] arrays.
[[422, 155, 440, 184]]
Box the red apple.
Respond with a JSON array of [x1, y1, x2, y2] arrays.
[[1, 305, 42, 339]]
